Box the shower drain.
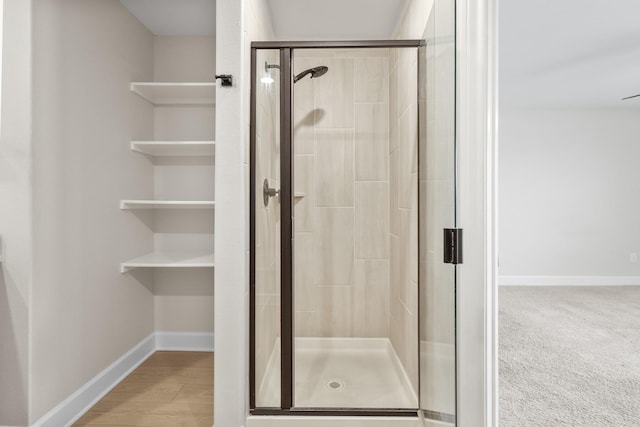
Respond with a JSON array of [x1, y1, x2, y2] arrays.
[[325, 379, 345, 391]]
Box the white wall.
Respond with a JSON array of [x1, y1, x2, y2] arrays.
[[0, 0, 32, 424], [154, 36, 216, 82], [214, 0, 275, 425], [500, 108, 640, 281], [152, 36, 215, 334], [31, 0, 155, 421]]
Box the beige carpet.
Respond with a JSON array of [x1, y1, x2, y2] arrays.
[[499, 286, 640, 426]]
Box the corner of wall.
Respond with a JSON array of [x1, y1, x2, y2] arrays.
[[215, 0, 252, 425], [0, 0, 33, 424]]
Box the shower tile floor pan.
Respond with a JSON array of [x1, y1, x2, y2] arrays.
[[260, 338, 418, 409]]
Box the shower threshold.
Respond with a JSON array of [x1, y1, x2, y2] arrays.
[[259, 337, 418, 410]]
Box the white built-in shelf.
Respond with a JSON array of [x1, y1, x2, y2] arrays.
[[130, 82, 216, 105], [120, 200, 215, 210], [131, 141, 215, 157], [294, 193, 305, 198], [120, 251, 215, 273]]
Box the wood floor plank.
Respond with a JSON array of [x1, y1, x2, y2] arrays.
[[100, 389, 181, 404], [73, 351, 213, 427], [102, 381, 184, 404], [141, 352, 213, 369], [109, 382, 183, 394], [173, 384, 214, 406], [124, 367, 213, 385]]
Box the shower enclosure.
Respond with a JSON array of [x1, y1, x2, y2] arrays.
[[249, 14, 456, 424]]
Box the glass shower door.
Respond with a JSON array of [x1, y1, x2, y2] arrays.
[[419, 0, 457, 424], [291, 46, 421, 411], [251, 48, 282, 409], [250, 39, 457, 418]]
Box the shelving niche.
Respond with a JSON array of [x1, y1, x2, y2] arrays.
[[121, 81, 216, 273]]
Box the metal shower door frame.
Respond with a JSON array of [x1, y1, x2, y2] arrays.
[[249, 40, 424, 418]]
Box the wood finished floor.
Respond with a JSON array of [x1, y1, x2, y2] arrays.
[[74, 351, 213, 427]]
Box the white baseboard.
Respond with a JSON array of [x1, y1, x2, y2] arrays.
[[31, 334, 156, 427], [499, 275, 640, 286], [30, 331, 214, 427], [156, 331, 215, 352]]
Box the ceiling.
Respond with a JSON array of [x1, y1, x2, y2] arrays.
[[265, 0, 409, 40], [118, 0, 639, 108], [119, 0, 407, 39], [119, 0, 215, 36], [500, 0, 640, 108]]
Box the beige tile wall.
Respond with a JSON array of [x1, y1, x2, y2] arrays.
[[387, 0, 437, 398], [389, 47, 420, 393], [293, 49, 391, 339]]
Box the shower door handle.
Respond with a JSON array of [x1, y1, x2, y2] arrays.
[[263, 179, 280, 207]]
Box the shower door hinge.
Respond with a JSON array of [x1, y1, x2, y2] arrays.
[[443, 228, 463, 265]]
